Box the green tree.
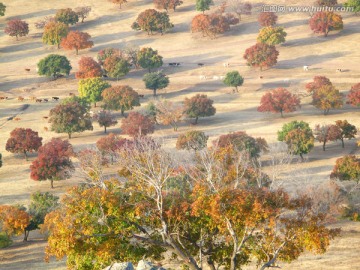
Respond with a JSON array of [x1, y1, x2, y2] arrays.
[[257, 26, 287, 45], [55, 8, 79, 25], [311, 84, 343, 115], [331, 155, 360, 182], [196, 0, 214, 13], [223, 71, 244, 92], [176, 130, 208, 151], [278, 120, 312, 141], [143, 72, 169, 96], [0, 2, 6, 16], [132, 9, 173, 35], [49, 97, 93, 139], [42, 21, 69, 48], [103, 56, 130, 79], [137, 47, 163, 72], [183, 94, 216, 124], [102, 85, 140, 115], [335, 120, 357, 148], [37, 54, 72, 79], [344, 0, 360, 15], [78, 78, 110, 107]]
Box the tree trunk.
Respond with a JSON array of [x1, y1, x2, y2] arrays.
[[24, 151, 28, 161], [57, 43, 60, 49], [280, 110, 284, 118], [51, 179, 54, 189], [76, 48, 78, 55], [81, 17, 84, 23], [68, 133, 72, 139], [194, 116, 199, 124], [229, 253, 237, 270], [120, 3, 122, 9], [300, 153, 304, 161], [94, 102, 97, 107], [323, 141, 326, 151], [153, 88, 157, 96], [341, 138, 345, 148], [23, 230, 29, 241], [16, 35, 19, 41], [104, 126, 107, 134], [121, 109, 125, 116]]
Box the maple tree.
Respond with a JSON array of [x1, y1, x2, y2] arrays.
[[0, 205, 30, 238], [110, 0, 128, 9], [184, 94, 216, 124], [257, 88, 300, 117], [37, 54, 72, 78], [311, 84, 343, 115], [55, 8, 79, 25], [137, 47, 163, 72], [143, 72, 169, 96], [93, 110, 118, 133], [42, 21, 69, 48], [49, 96, 93, 139], [331, 155, 360, 183], [154, 0, 183, 12], [196, 0, 214, 13], [74, 6, 91, 23], [314, 124, 342, 151], [103, 55, 131, 78], [97, 47, 122, 65], [132, 9, 174, 35], [243, 43, 279, 70], [0, 2, 5, 16], [305, 75, 332, 93], [309, 11, 343, 36], [96, 133, 132, 163], [335, 120, 357, 148], [223, 71, 244, 92], [4, 19, 29, 40], [75, 56, 103, 79], [344, 0, 360, 14], [78, 77, 110, 107], [121, 112, 155, 137], [101, 85, 140, 115], [176, 130, 208, 151], [5, 128, 42, 160], [155, 99, 183, 131], [61, 31, 93, 55], [347, 83, 360, 107], [227, 0, 252, 20], [30, 138, 74, 188], [257, 26, 287, 45], [215, 131, 268, 159], [258, 12, 278, 26]]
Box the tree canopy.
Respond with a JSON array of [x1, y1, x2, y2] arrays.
[[257, 26, 287, 45], [176, 130, 208, 151], [183, 94, 216, 124], [132, 9, 173, 35], [61, 31, 93, 55], [143, 72, 169, 96], [42, 21, 69, 48], [78, 78, 110, 107], [309, 11, 343, 36], [137, 47, 163, 72], [55, 8, 79, 25], [4, 19, 29, 40], [76, 56, 103, 79], [5, 128, 42, 160], [37, 54, 72, 79], [102, 85, 140, 115], [121, 112, 155, 137], [196, 0, 214, 13], [243, 43, 279, 70], [223, 71, 244, 92]]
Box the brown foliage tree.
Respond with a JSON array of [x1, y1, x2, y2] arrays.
[[55, 8, 79, 25], [132, 9, 174, 35], [110, 0, 127, 9], [314, 124, 342, 151], [155, 99, 183, 131], [61, 31, 93, 55], [103, 55, 131, 78], [93, 110, 118, 133], [154, 0, 183, 11], [227, 0, 252, 20], [42, 21, 69, 48], [331, 155, 360, 183], [257, 88, 300, 117], [121, 112, 155, 137], [316, 0, 338, 6], [5, 128, 42, 160], [0, 205, 30, 237], [311, 84, 343, 115], [243, 43, 279, 70], [30, 138, 74, 188], [176, 130, 208, 151], [305, 76, 332, 93], [309, 11, 343, 36], [74, 6, 91, 23], [258, 12, 278, 27], [101, 85, 140, 115], [183, 94, 216, 124], [75, 57, 102, 79], [335, 120, 357, 148], [347, 83, 360, 107], [4, 19, 29, 40], [96, 133, 132, 163]]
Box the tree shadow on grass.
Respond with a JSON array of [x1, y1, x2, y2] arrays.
[[7, 9, 56, 20]]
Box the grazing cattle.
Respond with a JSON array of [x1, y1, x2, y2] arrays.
[[13, 117, 21, 121], [69, 93, 74, 96], [43, 98, 49, 102], [336, 68, 343, 72], [220, 76, 225, 80], [43, 127, 49, 132], [52, 97, 59, 101], [139, 94, 144, 98], [199, 75, 207, 80], [0, 96, 8, 100], [169, 62, 181, 66], [43, 116, 49, 120], [259, 76, 263, 79], [29, 96, 37, 101], [283, 78, 290, 85], [198, 63, 205, 67], [35, 99, 42, 103], [213, 76, 220, 80], [17, 96, 24, 102], [25, 68, 30, 72], [102, 74, 108, 78], [303, 65, 309, 71], [223, 62, 230, 67]]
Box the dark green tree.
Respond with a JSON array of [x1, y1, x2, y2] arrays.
[[223, 71, 244, 92], [196, 0, 214, 13], [183, 94, 216, 124], [0, 2, 6, 16], [143, 72, 169, 96], [37, 54, 72, 79], [55, 8, 79, 25], [137, 47, 163, 72]]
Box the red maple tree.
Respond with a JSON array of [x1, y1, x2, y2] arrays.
[[243, 43, 279, 70], [257, 88, 300, 117], [121, 112, 155, 137], [306, 76, 332, 93], [347, 83, 360, 107], [4, 19, 29, 40], [309, 11, 343, 37], [61, 31, 93, 55], [258, 12, 278, 27], [314, 124, 342, 151], [5, 128, 42, 160], [75, 57, 102, 79]]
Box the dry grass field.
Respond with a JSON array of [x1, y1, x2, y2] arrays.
[[0, 0, 360, 269]]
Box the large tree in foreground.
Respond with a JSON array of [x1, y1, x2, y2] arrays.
[[30, 138, 74, 188], [258, 88, 300, 117], [132, 9, 174, 35], [4, 19, 29, 40], [5, 128, 42, 160], [37, 54, 72, 79], [243, 43, 279, 70], [257, 26, 287, 45], [137, 47, 163, 72], [0, 205, 30, 239], [49, 97, 93, 139], [42, 141, 339, 270], [309, 11, 343, 36], [183, 94, 216, 124], [311, 84, 343, 115]]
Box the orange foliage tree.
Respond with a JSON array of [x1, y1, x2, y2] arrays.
[[243, 43, 279, 70], [0, 205, 30, 238], [121, 112, 155, 137], [110, 0, 127, 9], [258, 12, 278, 26], [311, 84, 343, 115], [309, 11, 343, 36], [347, 83, 360, 107], [154, 0, 183, 11], [101, 85, 140, 115], [75, 56, 102, 79], [61, 31, 93, 55]]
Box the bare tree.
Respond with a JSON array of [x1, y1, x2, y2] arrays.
[[226, 0, 252, 20]]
